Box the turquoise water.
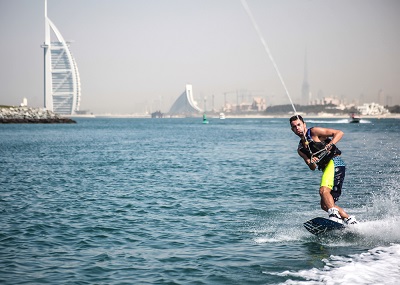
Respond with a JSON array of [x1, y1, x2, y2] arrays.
[[1, 118, 399, 284]]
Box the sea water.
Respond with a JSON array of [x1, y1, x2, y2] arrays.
[[1, 118, 399, 284]]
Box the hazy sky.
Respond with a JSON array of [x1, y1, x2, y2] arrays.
[[1, 0, 399, 114]]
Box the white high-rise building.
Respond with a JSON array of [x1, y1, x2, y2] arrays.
[[41, 0, 81, 115], [168, 84, 202, 116]]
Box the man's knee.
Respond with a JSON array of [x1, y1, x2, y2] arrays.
[[319, 186, 331, 196]]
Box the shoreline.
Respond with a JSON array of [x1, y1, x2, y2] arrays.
[[72, 113, 400, 119], [0, 106, 76, 124], [3, 105, 398, 121]]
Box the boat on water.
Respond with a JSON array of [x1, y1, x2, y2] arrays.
[[202, 113, 209, 124], [219, 112, 225, 120], [349, 113, 361, 123], [151, 110, 164, 118]]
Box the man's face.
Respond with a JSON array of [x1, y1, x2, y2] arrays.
[[290, 119, 306, 137]]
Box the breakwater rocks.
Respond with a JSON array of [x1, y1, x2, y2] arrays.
[[0, 106, 76, 124]]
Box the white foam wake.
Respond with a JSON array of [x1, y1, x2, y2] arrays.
[[275, 243, 400, 285], [306, 119, 371, 124]]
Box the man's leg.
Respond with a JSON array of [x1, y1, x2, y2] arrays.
[[320, 186, 349, 219]]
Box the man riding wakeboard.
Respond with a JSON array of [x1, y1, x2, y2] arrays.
[[289, 115, 358, 225]]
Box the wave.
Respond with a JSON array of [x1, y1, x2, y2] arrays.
[[306, 119, 371, 124], [272, 243, 400, 285], [259, 176, 400, 284]]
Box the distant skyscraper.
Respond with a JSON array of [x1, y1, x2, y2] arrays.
[[386, 95, 392, 106], [41, 0, 81, 115], [301, 50, 310, 105], [378, 89, 385, 106]]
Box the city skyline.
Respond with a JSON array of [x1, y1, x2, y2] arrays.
[[0, 0, 399, 114]]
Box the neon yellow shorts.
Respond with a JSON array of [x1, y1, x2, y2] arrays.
[[320, 157, 346, 201]]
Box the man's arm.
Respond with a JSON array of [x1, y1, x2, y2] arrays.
[[310, 127, 344, 146], [298, 149, 317, 171]]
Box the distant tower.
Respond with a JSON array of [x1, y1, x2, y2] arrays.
[[301, 50, 310, 105], [168, 84, 202, 116], [41, 0, 81, 115], [378, 89, 385, 106], [386, 95, 392, 106]]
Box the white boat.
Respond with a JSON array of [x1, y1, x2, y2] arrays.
[[219, 112, 226, 120]]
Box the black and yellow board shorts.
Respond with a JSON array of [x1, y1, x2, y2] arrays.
[[320, 156, 346, 202]]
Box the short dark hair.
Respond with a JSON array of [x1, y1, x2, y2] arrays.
[[289, 115, 304, 124]]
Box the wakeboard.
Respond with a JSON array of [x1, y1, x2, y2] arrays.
[[303, 217, 346, 235]]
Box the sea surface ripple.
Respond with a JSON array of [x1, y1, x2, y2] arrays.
[[1, 118, 399, 284]]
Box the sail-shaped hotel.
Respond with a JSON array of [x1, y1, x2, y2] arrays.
[[41, 0, 81, 115]]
